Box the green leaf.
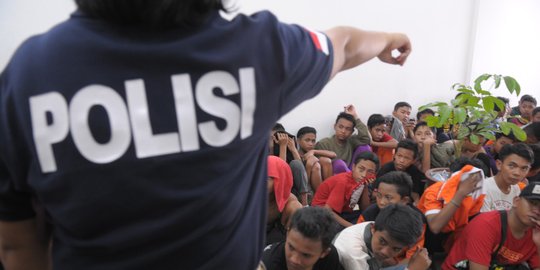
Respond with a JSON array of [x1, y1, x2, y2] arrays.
[[476, 89, 491, 96], [479, 131, 496, 141], [509, 124, 527, 141], [453, 107, 467, 124], [493, 97, 506, 112], [456, 88, 475, 95], [469, 134, 479, 145], [503, 76, 521, 96], [474, 74, 492, 92], [457, 126, 470, 140], [418, 102, 447, 111], [425, 115, 439, 127], [493, 74, 501, 88], [437, 105, 452, 127], [499, 122, 512, 135], [482, 97, 494, 112], [467, 96, 480, 106]]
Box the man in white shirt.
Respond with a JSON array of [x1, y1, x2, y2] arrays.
[[481, 143, 534, 212]]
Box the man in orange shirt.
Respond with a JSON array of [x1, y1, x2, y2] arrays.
[[368, 114, 398, 166]]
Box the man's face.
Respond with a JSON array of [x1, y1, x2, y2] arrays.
[[514, 197, 540, 228], [298, 133, 316, 153], [375, 182, 408, 209], [533, 111, 540, 123], [334, 118, 354, 142], [462, 136, 486, 152], [285, 228, 330, 270], [496, 154, 531, 186], [493, 136, 514, 154], [393, 106, 411, 123], [393, 148, 415, 171], [519, 101, 536, 120], [370, 226, 407, 262], [413, 126, 434, 144], [352, 159, 377, 182], [369, 124, 386, 142]]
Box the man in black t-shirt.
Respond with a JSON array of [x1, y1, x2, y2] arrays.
[[376, 139, 426, 202], [262, 207, 343, 270]]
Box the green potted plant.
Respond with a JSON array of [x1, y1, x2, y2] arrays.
[[419, 74, 527, 158]]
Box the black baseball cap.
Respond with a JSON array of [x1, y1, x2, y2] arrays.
[[520, 183, 540, 201]]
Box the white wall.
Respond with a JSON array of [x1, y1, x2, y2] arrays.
[[470, 0, 540, 106], [1, 1, 537, 139]]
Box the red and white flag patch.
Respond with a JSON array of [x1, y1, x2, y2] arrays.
[[306, 28, 329, 56]]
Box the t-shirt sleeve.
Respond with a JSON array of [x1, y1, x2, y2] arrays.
[[326, 182, 347, 214], [0, 157, 35, 221], [462, 214, 500, 266], [274, 20, 334, 116], [420, 185, 443, 216]]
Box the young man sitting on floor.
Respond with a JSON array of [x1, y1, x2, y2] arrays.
[[312, 152, 379, 228], [262, 207, 344, 270], [444, 183, 540, 270], [334, 204, 431, 270]]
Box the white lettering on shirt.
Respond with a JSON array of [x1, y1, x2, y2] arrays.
[[29, 68, 256, 173]]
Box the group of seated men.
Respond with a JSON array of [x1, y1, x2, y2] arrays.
[[262, 94, 540, 270]]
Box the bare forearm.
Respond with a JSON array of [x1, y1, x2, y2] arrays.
[[421, 146, 431, 173], [0, 219, 51, 270], [371, 140, 398, 149], [427, 194, 465, 234], [312, 150, 337, 159], [325, 205, 352, 227]]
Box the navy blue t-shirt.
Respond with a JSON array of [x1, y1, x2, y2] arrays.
[[0, 10, 333, 269]]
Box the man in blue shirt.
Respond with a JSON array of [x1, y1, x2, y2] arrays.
[[0, 0, 412, 269]]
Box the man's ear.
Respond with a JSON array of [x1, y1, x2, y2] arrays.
[[320, 247, 331, 259], [401, 196, 411, 205], [496, 159, 502, 171]]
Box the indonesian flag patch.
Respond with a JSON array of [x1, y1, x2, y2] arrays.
[[306, 28, 329, 56]]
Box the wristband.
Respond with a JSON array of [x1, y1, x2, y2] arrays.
[[450, 199, 460, 207]]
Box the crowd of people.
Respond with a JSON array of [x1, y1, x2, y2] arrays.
[[265, 96, 540, 270]]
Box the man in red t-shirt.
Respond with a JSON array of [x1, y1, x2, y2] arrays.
[[312, 152, 379, 228], [443, 183, 540, 270]]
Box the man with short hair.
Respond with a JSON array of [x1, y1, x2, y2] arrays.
[[367, 114, 398, 166], [334, 204, 431, 270], [444, 183, 540, 270], [480, 143, 534, 212], [533, 107, 540, 123], [376, 139, 426, 202], [391, 102, 414, 141], [509, 94, 537, 126], [315, 105, 371, 174], [483, 132, 517, 175], [262, 207, 344, 270]]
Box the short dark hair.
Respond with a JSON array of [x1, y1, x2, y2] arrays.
[[396, 139, 419, 159], [528, 144, 540, 171], [354, 151, 380, 172], [335, 112, 357, 127], [533, 107, 540, 117], [75, 0, 227, 29], [367, 114, 386, 129], [374, 204, 423, 246], [375, 171, 413, 199], [449, 157, 489, 176], [520, 95, 537, 106], [498, 143, 534, 164], [393, 102, 412, 112], [413, 121, 435, 134], [494, 96, 509, 112], [297, 126, 317, 139], [289, 207, 338, 250], [524, 122, 540, 142], [272, 123, 285, 132], [416, 108, 434, 121]]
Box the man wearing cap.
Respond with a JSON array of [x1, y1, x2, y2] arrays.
[[443, 183, 540, 270]]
